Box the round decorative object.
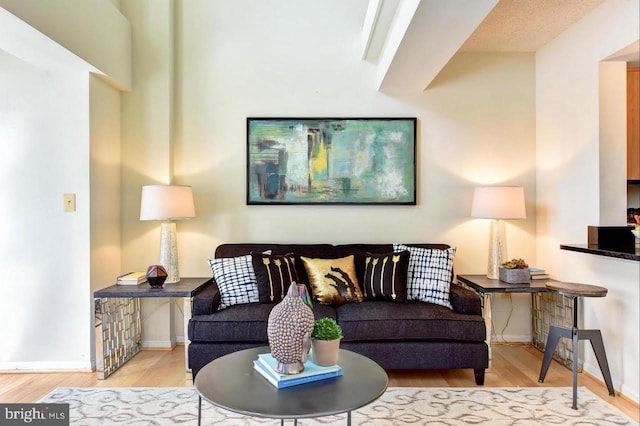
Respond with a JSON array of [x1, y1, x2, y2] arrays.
[[146, 265, 168, 288], [267, 283, 315, 374]]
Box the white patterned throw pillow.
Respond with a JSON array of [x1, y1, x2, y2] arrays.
[[393, 244, 456, 309], [208, 254, 260, 310]]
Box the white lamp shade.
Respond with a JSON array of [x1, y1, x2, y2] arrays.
[[140, 185, 196, 221], [471, 186, 526, 220]]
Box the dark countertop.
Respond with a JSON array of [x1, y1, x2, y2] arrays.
[[560, 244, 640, 261]]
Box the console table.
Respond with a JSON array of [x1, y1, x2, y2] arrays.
[[94, 277, 212, 379], [456, 275, 575, 369]]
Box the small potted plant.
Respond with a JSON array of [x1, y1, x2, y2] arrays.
[[311, 317, 343, 366], [499, 258, 531, 283]]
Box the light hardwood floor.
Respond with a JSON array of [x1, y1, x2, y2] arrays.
[[0, 344, 637, 422]]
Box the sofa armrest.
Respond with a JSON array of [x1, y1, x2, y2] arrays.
[[192, 282, 221, 315], [450, 283, 482, 316]]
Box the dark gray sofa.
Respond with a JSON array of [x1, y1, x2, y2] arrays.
[[188, 243, 488, 384]]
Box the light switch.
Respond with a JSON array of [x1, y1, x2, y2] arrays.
[[63, 193, 76, 212]]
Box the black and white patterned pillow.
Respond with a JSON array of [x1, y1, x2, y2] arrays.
[[209, 254, 260, 310], [393, 244, 456, 309]]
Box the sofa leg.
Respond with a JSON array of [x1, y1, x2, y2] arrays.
[[473, 368, 485, 385]]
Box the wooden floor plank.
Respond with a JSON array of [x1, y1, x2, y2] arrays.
[[0, 344, 637, 422]]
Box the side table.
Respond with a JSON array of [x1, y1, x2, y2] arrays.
[[456, 275, 575, 368], [94, 277, 212, 379]]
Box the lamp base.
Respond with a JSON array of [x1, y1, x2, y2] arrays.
[[160, 222, 179, 283], [487, 219, 507, 279]]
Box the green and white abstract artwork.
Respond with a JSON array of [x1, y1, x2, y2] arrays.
[[247, 118, 416, 205]]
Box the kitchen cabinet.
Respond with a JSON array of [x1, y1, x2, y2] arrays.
[[628, 68, 639, 180]]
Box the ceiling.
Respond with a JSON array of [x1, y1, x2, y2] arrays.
[[459, 0, 605, 53], [368, 0, 638, 92]]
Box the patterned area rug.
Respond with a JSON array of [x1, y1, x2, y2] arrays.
[[39, 386, 637, 425]]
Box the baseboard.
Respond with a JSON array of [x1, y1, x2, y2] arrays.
[[583, 361, 639, 405], [141, 336, 184, 346], [491, 341, 531, 346], [141, 340, 177, 350], [0, 361, 93, 372], [490, 334, 531, 343]]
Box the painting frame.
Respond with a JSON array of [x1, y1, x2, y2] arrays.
[[246, 117, 417, 205]]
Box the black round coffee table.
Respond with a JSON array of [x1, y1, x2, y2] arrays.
[[194, 346, 388, 425]]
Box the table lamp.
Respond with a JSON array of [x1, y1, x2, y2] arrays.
[[140, 185, 196, 283], [471, 186, 526, 279]]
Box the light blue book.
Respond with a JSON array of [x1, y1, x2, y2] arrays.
[[253, 353, 342, 388]]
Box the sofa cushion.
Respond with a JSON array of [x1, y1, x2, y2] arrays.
[[189, 301, 338, 343], [361, 251, 409, 302], [336, 301, 485, 343], [310, 303, 338, 321], [301, 255, 364, 306], [251, 252, 299, 303], [394, 244, 455, 309], [208, 254, 260, 310], [189, 303, 274, 342]]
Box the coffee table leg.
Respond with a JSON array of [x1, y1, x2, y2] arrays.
[[198, 396, 202, 426], [347, 411, 351, 426]]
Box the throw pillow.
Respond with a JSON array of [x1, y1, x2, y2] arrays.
[[301, 255, 364, 306], [209, 254, 260, 310], [251, 252, 299, 303], [362, 251, 410, 302], [393, 244, 456, 309]]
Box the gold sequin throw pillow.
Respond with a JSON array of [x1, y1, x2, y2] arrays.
[[301, 255, 364, 306]]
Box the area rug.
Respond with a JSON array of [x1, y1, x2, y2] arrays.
[[39, 386, 637, 425]]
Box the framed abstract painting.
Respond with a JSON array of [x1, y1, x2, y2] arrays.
[[247, 117, 416, 205]]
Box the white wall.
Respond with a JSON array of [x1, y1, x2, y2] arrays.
[[536, 0, 640, 402], [0, 0, 125, 370], [599, 61, 628, 225], [119, 0, 178, 348], [0, 51, 92, 370], [89, 75, 122, 362], [170, 0, 535, 271], [117, 0, 536, 343], [0, 0, 132, 90]]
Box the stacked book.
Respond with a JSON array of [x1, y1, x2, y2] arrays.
[[529, 268, 550, 280], [253, 353, 342, 389], [117, 272, 147, 285]]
